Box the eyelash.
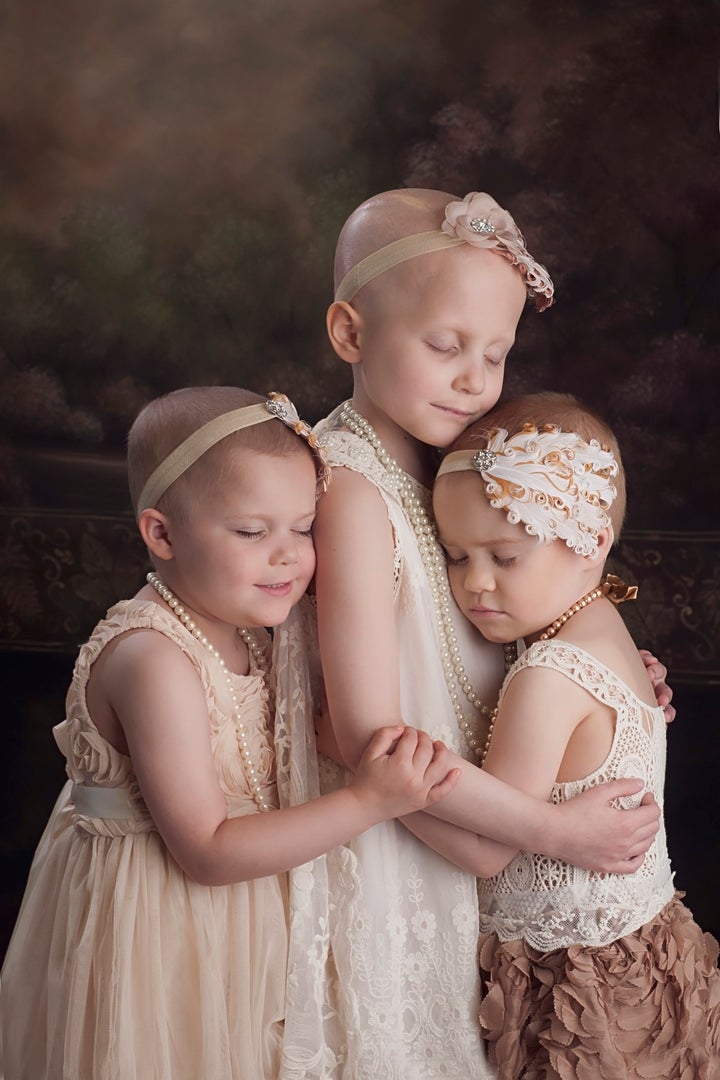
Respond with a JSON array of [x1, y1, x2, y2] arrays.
[[444, 553, 517, 568], [444, 553, 466, 566], [236, 528, 314, 539]]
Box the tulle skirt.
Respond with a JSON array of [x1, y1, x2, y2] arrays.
[[478, 894, 720, 1079], [1, 784, 288, 1080]]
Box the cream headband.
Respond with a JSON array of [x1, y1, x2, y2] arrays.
[[137, 392, 330, 515], [335, 191, 554, 311], [437, 423, 618, 557]]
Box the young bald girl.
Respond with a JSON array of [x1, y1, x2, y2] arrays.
[[413, 391, 720, 1078], [275, 190, 670, 1078], [0, 386, 461, 1080]]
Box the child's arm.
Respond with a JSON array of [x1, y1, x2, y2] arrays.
[[401, 665, 587, 875], [314, 467, 405, 767], [102, 630, 459, 886], [313, 469, 659, 875]]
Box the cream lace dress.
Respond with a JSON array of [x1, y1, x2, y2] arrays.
[[1, 599, 288, 1080], [477, 640, 720, 1079], [274, 406, 505, 1080]]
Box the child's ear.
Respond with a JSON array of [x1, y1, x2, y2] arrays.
[[590, 525, 615, 566], [138, 508, 174, 562], [326, 301, 363, 364]]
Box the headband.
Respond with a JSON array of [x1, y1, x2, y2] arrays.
[[137, 392, 330, 515], [334, 191, 554, 311], [436, 423, 618, 557]]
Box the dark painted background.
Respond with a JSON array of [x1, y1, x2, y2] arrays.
[[1, 0, 718, 953]]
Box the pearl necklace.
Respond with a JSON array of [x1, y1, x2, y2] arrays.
[[339, 403, 517, 760], [538, 583, 605, 641], [146, 571, 272, 812]]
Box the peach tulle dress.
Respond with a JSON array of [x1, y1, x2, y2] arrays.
[[1, 599, 287, 1080]]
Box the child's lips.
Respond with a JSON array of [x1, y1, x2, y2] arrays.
[[433, 403, 475, 420], [256, 581, 294, 598], [469, 606, 504, 619]]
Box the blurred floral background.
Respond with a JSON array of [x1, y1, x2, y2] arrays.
[[1, 0, 718, 949], [0, 0, 717, 525]]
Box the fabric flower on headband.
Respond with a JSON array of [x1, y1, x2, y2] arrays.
[[437, 422, 618, 557], [441, 192, 554, 311], [264, 393, 331, 494]]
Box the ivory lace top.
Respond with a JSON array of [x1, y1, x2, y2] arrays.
[[477, 639, 676, 950]]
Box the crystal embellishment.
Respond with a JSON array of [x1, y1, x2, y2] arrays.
[[469, 217, 495, 235], [473, 449, 497, 472], [265, 399, 288, 419]]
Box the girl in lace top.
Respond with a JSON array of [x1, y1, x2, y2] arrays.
[[0, 385, 462, 1080], [410, 390, 720, 1079]]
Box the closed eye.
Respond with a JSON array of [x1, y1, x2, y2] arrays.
[[493, 555, 517, 567], [426, 340, 458, 354], [443, 550, 467, 566]]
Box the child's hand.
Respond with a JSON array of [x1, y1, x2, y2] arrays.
[[350, 726, 460, 821], [640, 649, 675, 723], [551, 778, 660, 875]]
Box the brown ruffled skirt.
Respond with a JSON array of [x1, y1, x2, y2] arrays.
[[478, 894, 720, 1079]]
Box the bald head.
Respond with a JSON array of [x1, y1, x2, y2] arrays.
[[333, 188, 458, 292]]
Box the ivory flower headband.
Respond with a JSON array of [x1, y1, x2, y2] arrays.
[[436, 422, 618, 557], [334, 191, 554, 311], [137, 392, 330, 515]]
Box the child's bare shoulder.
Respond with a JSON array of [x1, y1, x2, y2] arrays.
[[315, 465, 394, 543], [100, 624, 193, 686]]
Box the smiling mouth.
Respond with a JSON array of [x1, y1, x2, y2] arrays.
[[257, 582, 294, 596]]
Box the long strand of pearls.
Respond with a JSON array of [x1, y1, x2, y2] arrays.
[[339, 403, 517, 760], [146, 571, 272, 812]]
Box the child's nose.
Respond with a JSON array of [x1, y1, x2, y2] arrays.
[[271, 535, 300, 565], [453, 355, 486, 395], [464, 564, 494, 595]]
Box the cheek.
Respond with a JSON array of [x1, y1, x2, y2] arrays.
[[301, 543, 317, 581], [484, 367, 505, 406], [446, 566, 465, 603]]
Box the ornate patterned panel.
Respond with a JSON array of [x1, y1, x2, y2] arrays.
[[610, 532, 719, 685], [0, 509, 146, 652], [1, 510, 718, 684]]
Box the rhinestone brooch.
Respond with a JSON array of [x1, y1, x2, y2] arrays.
[[265, 398, 288, 419], [473, 449, 497, 472]]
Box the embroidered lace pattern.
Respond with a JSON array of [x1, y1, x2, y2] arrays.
[[477, 640, 676, 950], [273, 404, 501, 1078]]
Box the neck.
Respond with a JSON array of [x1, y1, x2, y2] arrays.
[[143, 572, 250, 675], [347, 396, 437, 485], [529, 573, 638, 644]]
